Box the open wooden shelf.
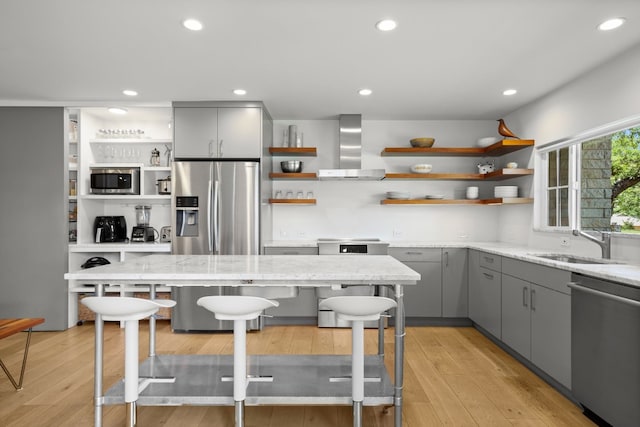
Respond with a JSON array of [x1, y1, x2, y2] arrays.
[[269, 147, 317, 156], [380, 139, 534, 157], [269, 172, 318, 180], [269, 198, 316, 205], [380, 197, 533, 205], [385, 168, 533, 181]]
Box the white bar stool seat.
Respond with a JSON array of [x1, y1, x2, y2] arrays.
[[81, 297, 177, 427], [319, 296, 397, 427], [197, 296, 279, 427]]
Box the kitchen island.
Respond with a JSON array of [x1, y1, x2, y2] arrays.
[[65, 254, 420, 427]]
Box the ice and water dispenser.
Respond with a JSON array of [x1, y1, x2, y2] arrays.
[[175, 196, 199, 237]]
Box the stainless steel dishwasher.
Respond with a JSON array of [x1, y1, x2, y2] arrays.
[[568, 273, 640, 427]]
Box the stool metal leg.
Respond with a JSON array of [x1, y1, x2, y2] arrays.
[[235, 400, 245, 427], [126, 401, 137, 427], [353, 401, 363, 427]]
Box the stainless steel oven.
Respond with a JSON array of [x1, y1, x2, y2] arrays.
[[316, 238, 390, 327]]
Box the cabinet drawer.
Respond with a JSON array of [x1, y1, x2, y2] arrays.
[[502, 258, 571, 295], [264, 246, 319, 255], [479, 252, 502, 271], [389, 247, 441, 262]]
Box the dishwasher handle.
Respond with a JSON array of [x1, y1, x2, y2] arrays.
[[568, 282, 640, 308]]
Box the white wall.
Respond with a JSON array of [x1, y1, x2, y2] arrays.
[[499, 42, 640, 261], [271, 119, 505, 242]]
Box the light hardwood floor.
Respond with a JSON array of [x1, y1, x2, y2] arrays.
[[0, 322, 594, 426]]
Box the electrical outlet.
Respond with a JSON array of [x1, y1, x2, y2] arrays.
[[393, 229, 403, 237], [560, 236, 570, 247], [280, 230, 288, 237]]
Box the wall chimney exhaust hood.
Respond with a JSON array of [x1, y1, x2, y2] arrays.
[[318, 114, 385, 180]]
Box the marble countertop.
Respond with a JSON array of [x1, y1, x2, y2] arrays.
[[64, 254, 420, 286], [263, 240, 640, 288]]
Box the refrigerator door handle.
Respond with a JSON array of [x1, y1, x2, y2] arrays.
[[207, 178, 213, 252], [218, 139, 223, 157], [214, 179, 220, 254]]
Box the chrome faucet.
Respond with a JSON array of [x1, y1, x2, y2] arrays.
[[572, 229, 612, 259]]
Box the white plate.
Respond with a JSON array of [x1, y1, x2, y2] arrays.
[[387, 191, 410, 199], [425, 195, 444, 199]]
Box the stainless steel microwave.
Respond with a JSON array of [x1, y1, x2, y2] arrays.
[[90, 167, 140, 195]]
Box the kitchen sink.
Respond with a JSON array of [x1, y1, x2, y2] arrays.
[[529, 254, 624, 265]]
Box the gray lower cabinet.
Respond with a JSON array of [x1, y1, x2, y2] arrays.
[[389, 248, 442, 317], [263, 246, 318, 319], [501, 258, 572, 389], [442, 248, 468, 317], [468, 250, 502, 338]]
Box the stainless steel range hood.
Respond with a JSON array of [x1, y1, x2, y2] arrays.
[[318, 114, 385, 180]]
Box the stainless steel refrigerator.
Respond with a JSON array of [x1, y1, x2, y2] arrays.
[[171, 160, 260, 332]]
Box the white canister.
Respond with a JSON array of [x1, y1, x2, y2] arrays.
[[466, 186, 479, 199]]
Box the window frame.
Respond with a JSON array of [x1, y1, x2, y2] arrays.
[[534, 115, 640, 233]]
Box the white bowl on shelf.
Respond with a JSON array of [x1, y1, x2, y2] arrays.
[[477, 137, 498, 147], [386, 191, 410, 200], [410, 164, 432, 174]]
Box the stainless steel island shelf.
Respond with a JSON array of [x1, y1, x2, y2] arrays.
[[103, 354, 393, 406]]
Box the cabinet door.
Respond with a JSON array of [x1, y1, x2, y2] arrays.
[[404, 260, 442, 317], [217, 107, 261, 158], [501, 274, 531, 358], [469, 265, 501, 338], [531, 283, 571, 388], [442, 248, 468, 317], [173, 107, 219, 158]]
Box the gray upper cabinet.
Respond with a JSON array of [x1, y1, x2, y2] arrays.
[[173, 106, 262, 159], [442, 248, 468, 317], [468, 250, 502, 338], [389, 247, 442, 318]]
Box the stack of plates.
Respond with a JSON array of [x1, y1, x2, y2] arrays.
[[494, 186, 518, 198], [386, 191, 410, 200], [425, 195, 444, 199]]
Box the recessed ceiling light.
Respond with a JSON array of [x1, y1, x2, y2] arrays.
[[503, 89, 517, 96], [107, 107, 128, 115], [122, 89, 138, 97], [375, 19, 397, 31], [358, 88, 373, 96], [233, 89, 247, 96], [598, 17, 626, 31], [183, 18, 203, 31]]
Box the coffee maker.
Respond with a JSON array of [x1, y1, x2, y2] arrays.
[[131, 205, 155, 242]]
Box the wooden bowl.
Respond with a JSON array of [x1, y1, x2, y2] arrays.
[[410, 137, 435, 148]]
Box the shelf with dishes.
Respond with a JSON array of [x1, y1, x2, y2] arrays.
[[381, 197, 533, 205], [269, 198, 316, 205], [380, 139, 534, 157], [269, 147, 317, 156], [385, 168, 533, 181]]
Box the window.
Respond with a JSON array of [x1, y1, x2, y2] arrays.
[[538, 119, 640, 234]]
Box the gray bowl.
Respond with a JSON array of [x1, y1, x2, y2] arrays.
[[281, 160, 303, 173]]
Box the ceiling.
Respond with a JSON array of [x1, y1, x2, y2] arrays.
[[2, 0, 640, 120]]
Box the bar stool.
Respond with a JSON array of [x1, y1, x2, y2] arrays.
[[81, 296, 177, 427], [319, 296, 397, 427], [197, 295, 279, 427]]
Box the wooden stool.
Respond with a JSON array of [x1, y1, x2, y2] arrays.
[[81, 297, 176, 427], [0, 318, 45, 390], [197, 296, 279, 427], [319, 296, 397, 427]]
